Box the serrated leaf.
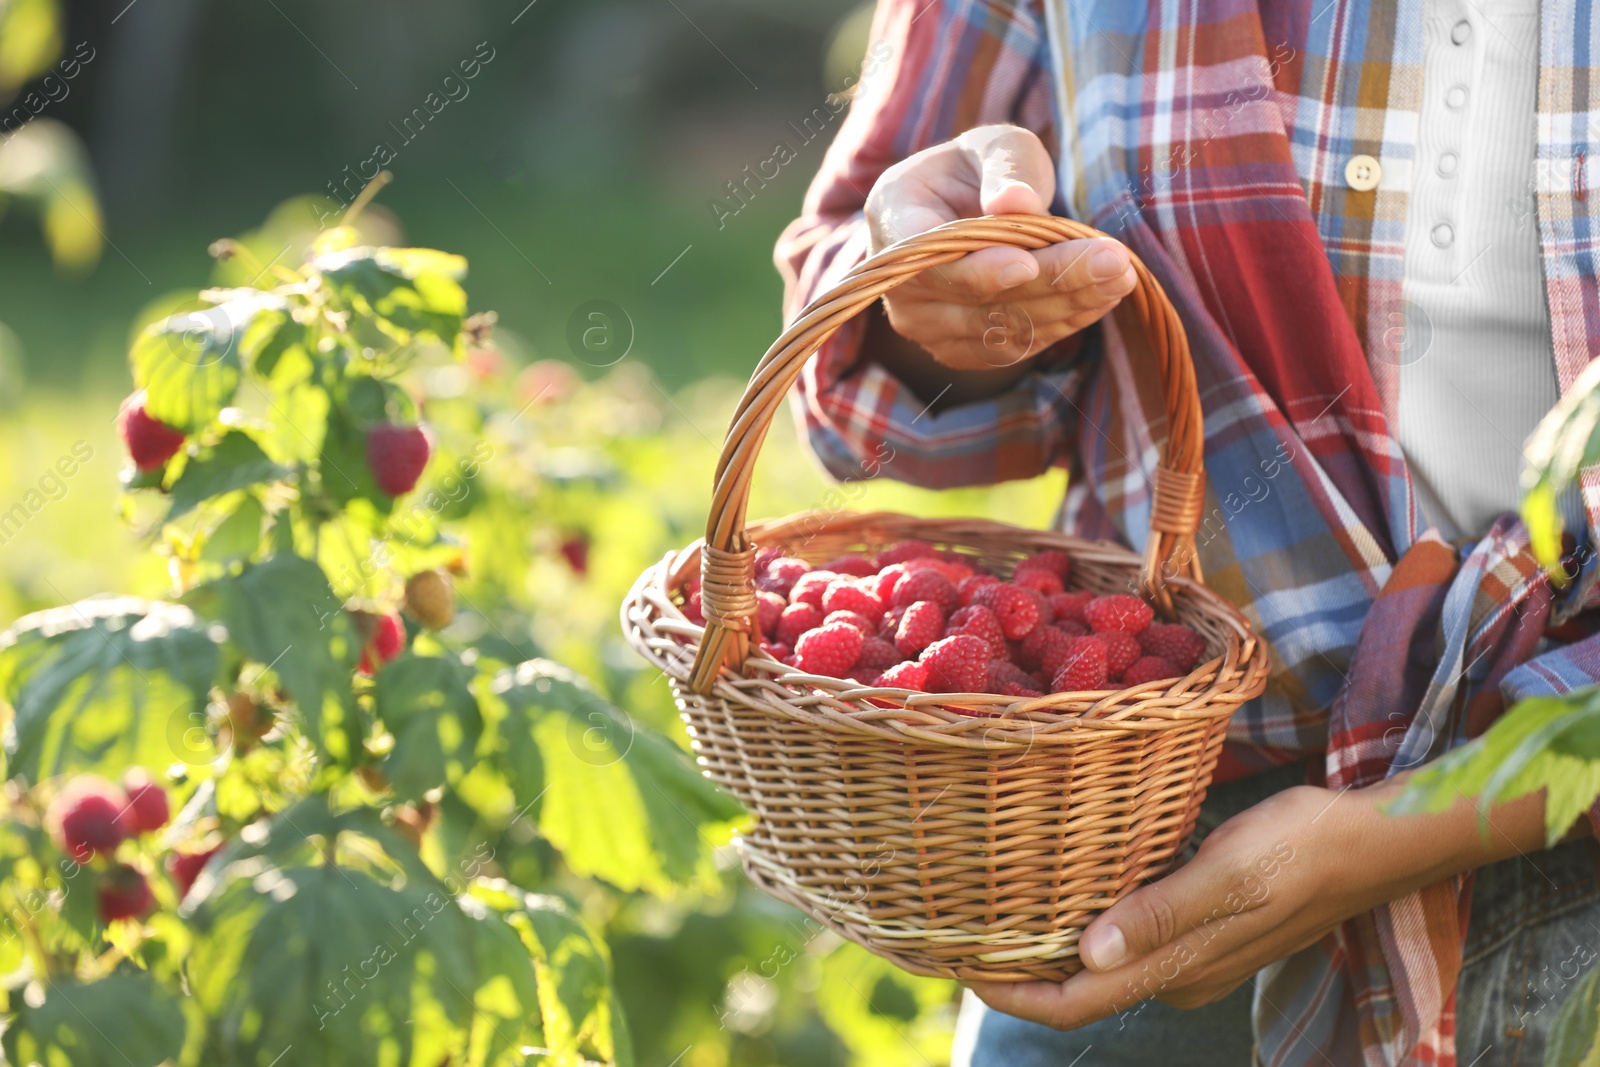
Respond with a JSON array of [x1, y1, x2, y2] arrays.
[[490, 660, 741, 896], [315, 246, 467, 350], [183, 555, 361, 764], [0, 598, 223, 782], [375, 654, 484, 801], [2, 972, 188, 1067], [131, 294, 282, 431], [187, 864, 474, 1067], [468, 878, 628, 1067], [1522, 357, 1600, 568], [1389, 692, 1600, 845], [458, 890, 544, 1067], [1547, 961, 1600, 1067], [166, 430, 287, 522]]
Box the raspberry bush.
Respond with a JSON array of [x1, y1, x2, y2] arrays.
[[0, 190, 745, 1067]]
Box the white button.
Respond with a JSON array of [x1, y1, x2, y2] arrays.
[[1437, 151, 1459, 177], [1344, 154, 1382, 191], [1446, 85, 1469, 109], [1431, 222, 1455, 248], [1451, 19, 1471, 44]]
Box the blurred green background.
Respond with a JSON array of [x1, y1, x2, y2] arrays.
[[0, 2, 1068, 1063]]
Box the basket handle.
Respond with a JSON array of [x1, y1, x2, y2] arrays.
[[688, 214, 1206, 693]]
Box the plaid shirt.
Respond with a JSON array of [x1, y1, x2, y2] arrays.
[[776, 1, 1600, 1064]]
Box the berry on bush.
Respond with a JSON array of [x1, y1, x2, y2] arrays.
[[1123, 655, 1180, 686], [50, 778, 127, 863], [894, 600, 945, 658], [166, 845, 222, 900], [777, 602, 824, 646], [920, 634, 989, 692], [793, 622, 864, 676], [558, 533, 590, 575], [365, 423, 431, 496], [97, 865, 154, 923], [404, 570, 456, 630], [357, 611, 406, 674], [1051, 636, 1110, 691], [1084, 594, 1155, 635], [1138, 623, 1207, 671], [116, 769, 169, 836], [118, 395, 186, 471]]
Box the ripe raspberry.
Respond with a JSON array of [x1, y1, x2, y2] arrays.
[[919, 634, 990, 693], [1138, 623, 1208, 671], [404, 570, 456, 630], [1123, 655, 1180, 686], [1100, 631, 1142, 676], [166, 845, 221, 900], [1084, 594, 1154, 635], [875, 661, 929, 690], [358, 612, 406, 674], [958, 573, 1002, 606], [118, 395, 185, 471], [824, 554, 878, 578], [754, 545, 786, 571], [940, 557, 976, 583], [1016, 549, 1072, 581], [892, 569, 960, 613], [1013, 567, 1064, 598], [117, 769, 169, 836], [824, 609, 877, 635], [857, 636, 903, 670], [972, 583, 1043, 639], [870, 563, 908, 604], [1047, 590, 1094, 627], [1018, 624, 1073, 672], [759, 557, 811, 597], [365, 423, 431, 496], [98, 865, 154, 923], [877, 540, 937, 566], [777, 602, 824, 646], [878, 607, 903, 638], [986, 659, 1039, 694], [946, 605, 1007, 658], [1051, 636, 1110, 692], [50, 778, 128, 863], [793, 622, 864, 676], [1056, 618, 1090, 638], [789, 571, 839, 609], [822, 579, 885, 618], [683, 590, 706, 625], [756, 591, 786, 637], [999, 681, 1046, 698], [558, 533, 589, 575], [760, 641, 792, 661], [844, 666, 881, 685], [894, 600, 945, 658]]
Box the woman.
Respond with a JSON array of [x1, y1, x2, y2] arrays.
[[776, 0, 1600, 1063]]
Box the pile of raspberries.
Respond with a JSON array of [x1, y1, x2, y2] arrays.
[[679, 540, 1207, 700]]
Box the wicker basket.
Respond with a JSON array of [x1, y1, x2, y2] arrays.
[[622, 215, 1271, 982]]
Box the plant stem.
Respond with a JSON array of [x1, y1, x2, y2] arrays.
[[342, 172, 393, 228]]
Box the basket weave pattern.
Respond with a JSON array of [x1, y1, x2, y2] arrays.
[[622, 216, 1271, 981]]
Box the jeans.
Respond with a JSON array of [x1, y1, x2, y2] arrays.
[[953, 763, 1600, 1066]]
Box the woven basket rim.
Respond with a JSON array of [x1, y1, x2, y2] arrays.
[[623, 510, 1271, 745]]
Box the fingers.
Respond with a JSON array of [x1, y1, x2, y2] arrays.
[[957, 125, 1058, 216]]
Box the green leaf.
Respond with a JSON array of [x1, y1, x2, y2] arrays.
[[315, 246, 467, 350], [489, 660, 742, 896], [131, 293, 282, 431], [458, 890, 544, 1067], [0, 598, 223, 782], [468, 878, 630, 1067], [187, 864, 475, 1067], [1547, 960, 1600, 1067], [1522, 357, 1600, 568], [184, 555, 362, 764], [165, 430, 287, 522], [200, 494, 268, 564], [1389, 691, 1600, 846], [813, 944, 953, 1067], [2, 972, 188, 1067], [375, 654, 484, 801]]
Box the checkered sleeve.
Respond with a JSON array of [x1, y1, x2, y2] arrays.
[[773, 0, 1088, 487]]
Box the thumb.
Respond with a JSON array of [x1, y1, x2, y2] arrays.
[[1079, 882, 1185, 972], [959, 125, 1057, 216]]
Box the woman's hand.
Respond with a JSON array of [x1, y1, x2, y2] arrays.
[[967, 779, 1549, 1029], [865, 124, 1136, 372]]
